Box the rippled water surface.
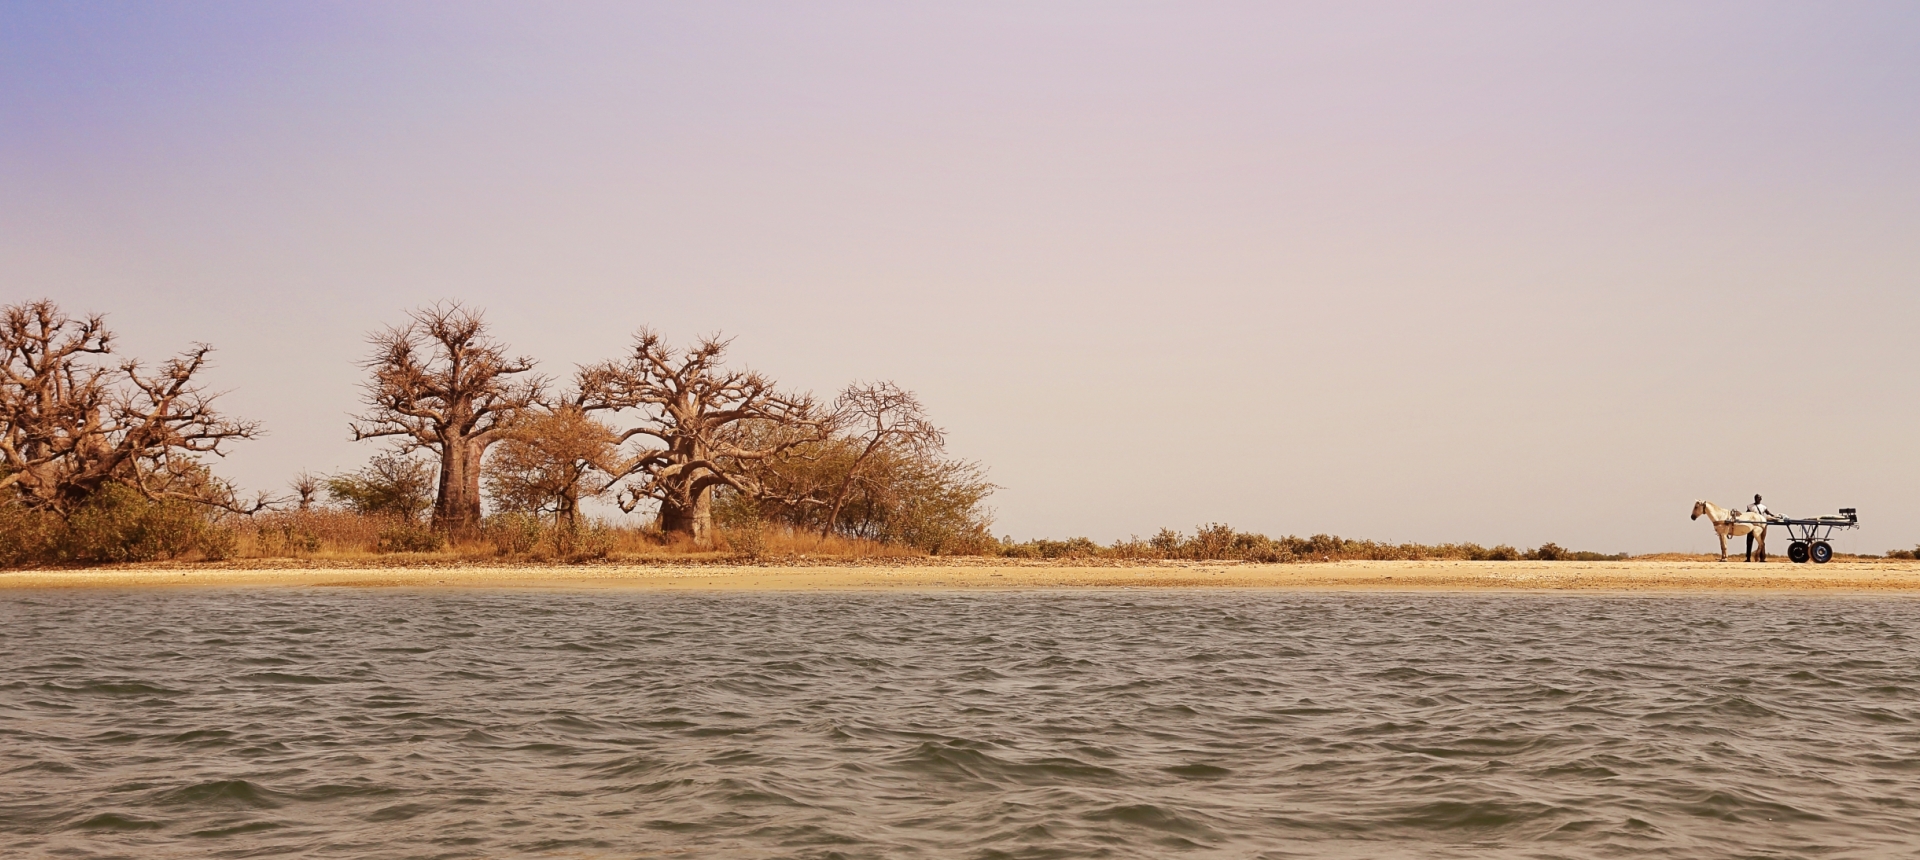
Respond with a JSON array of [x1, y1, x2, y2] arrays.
[[4, 589, 1920, 858]]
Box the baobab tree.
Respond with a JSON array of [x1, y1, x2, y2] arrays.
[[580, 329, 823, 544], [350, 303, 541, 536], [0, 300, 261, 516], [288, 472, 321, 511]]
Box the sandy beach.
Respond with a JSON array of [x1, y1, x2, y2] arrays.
[[3, 558, 1918, 593]]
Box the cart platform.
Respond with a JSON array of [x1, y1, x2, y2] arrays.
[[1768, 508, 1858, 564]]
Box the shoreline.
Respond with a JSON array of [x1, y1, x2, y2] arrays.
[[4, 559, 1919, 594]]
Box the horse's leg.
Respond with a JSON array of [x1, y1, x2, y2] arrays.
[[1758, 530, 1767, 562], [1718, 529, 1729, 562]]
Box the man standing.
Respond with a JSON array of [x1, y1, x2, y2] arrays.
[[1745, 494, 1775, 561]]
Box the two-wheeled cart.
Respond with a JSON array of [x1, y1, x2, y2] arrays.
[[1772, 508, 1858, 564]]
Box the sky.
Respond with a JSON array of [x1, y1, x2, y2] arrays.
[[3, 1, 1917, 554]]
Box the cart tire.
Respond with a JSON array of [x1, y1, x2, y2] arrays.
[[1788, 542, 1809, 564], [1810, 541, 1833, 564]]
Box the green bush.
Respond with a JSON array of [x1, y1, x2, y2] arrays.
[[550, 520, 614, 561], [720, 523, 767, 561], [327, 454, 435, 520], [482, 514, 615, 561], [486, 513, 544, 555], [1527, 542, 1569, 561], [998, 540, 1039, 559], [0, 484, 241, 566], [0, 504, 60, 567], [199, 523, 239, 561], [254, 518, 322, 556], [377, 520, 445, 553], [59, 484, 211, 563]]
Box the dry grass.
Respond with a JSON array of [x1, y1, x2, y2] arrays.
[[218, 510, 921, 565], [20, 506, 1901, 571]]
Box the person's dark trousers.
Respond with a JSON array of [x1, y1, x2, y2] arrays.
[[1746, 533, 1754, 562]]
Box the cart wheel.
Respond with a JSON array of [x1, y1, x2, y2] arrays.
[[1788, 541, 1809, 564], [1810, 541, 1833, 564]]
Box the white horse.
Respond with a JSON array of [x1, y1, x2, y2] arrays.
[[1691, 500, 1769, 562]]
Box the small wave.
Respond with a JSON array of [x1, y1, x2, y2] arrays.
[[166, 729, 235, 745], [508, 742, 582, 756], [235, 671, 344, 685], [189, 819, 282, 838], [7, 759, 79, 775], [289, 782, 401, 801], [153, 779, 284, 810], [365, 802, 435, 822], [712, 779, 811, 808], [1081, 803, 1218, 839], [955, 666, 1008, 682], [67, 812, 164, 831], [889, 741, 1011, 783], [1673, 788, 1826, 823], [1162, 763, 1231, 779], [42, 679, 180, 697], [1385, 798, 1563, 830], [687, 725, 759, 738]]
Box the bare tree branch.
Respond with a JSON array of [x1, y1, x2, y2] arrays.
[[818, 381, 944, 536], [0, 300, 261, 516]]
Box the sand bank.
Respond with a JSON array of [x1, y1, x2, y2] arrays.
[[3, 559, 1919, 593]]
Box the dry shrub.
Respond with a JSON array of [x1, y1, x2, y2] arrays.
[[755, 527, 918, 560], [378, 520, 445, 553], [486, 513, 544, 555], [719, 520, 767, 561], [715, 430, 996, 556], [222, 509, 394, 558], [0, 484, 231, 566], [0, 503, 60, 567]]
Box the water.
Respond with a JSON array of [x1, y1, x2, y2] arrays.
[[3, 589, 1919, 859]]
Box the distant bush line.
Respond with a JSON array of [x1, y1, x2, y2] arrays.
[[2, 493, 1637, 567], [993, 525, 1628, 563]]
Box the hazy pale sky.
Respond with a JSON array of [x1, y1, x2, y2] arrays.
[[4, 2, 1917, 553]]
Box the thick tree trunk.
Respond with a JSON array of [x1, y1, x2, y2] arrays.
[[462, 437, 491, 531], [659, 487, 714, 545], [432, 438, 486, 537]]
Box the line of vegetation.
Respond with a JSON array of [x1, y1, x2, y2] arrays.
[[1, 298, 997, 567], [5, 298, 1897, 569], [0, 498, 1631, 567], [994, 527, 1628, 562]]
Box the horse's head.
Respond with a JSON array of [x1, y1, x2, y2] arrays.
[[1690, 500, 1706, 521]]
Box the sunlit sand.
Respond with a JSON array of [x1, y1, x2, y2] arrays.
[[5, 559, 1918, 593]]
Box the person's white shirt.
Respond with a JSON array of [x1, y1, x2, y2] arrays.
[[1747, 501, 1772, 518]]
